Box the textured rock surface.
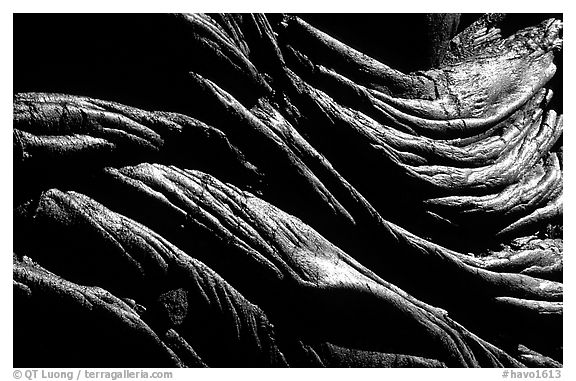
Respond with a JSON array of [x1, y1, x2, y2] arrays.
[[13, 13, 562, 367]]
